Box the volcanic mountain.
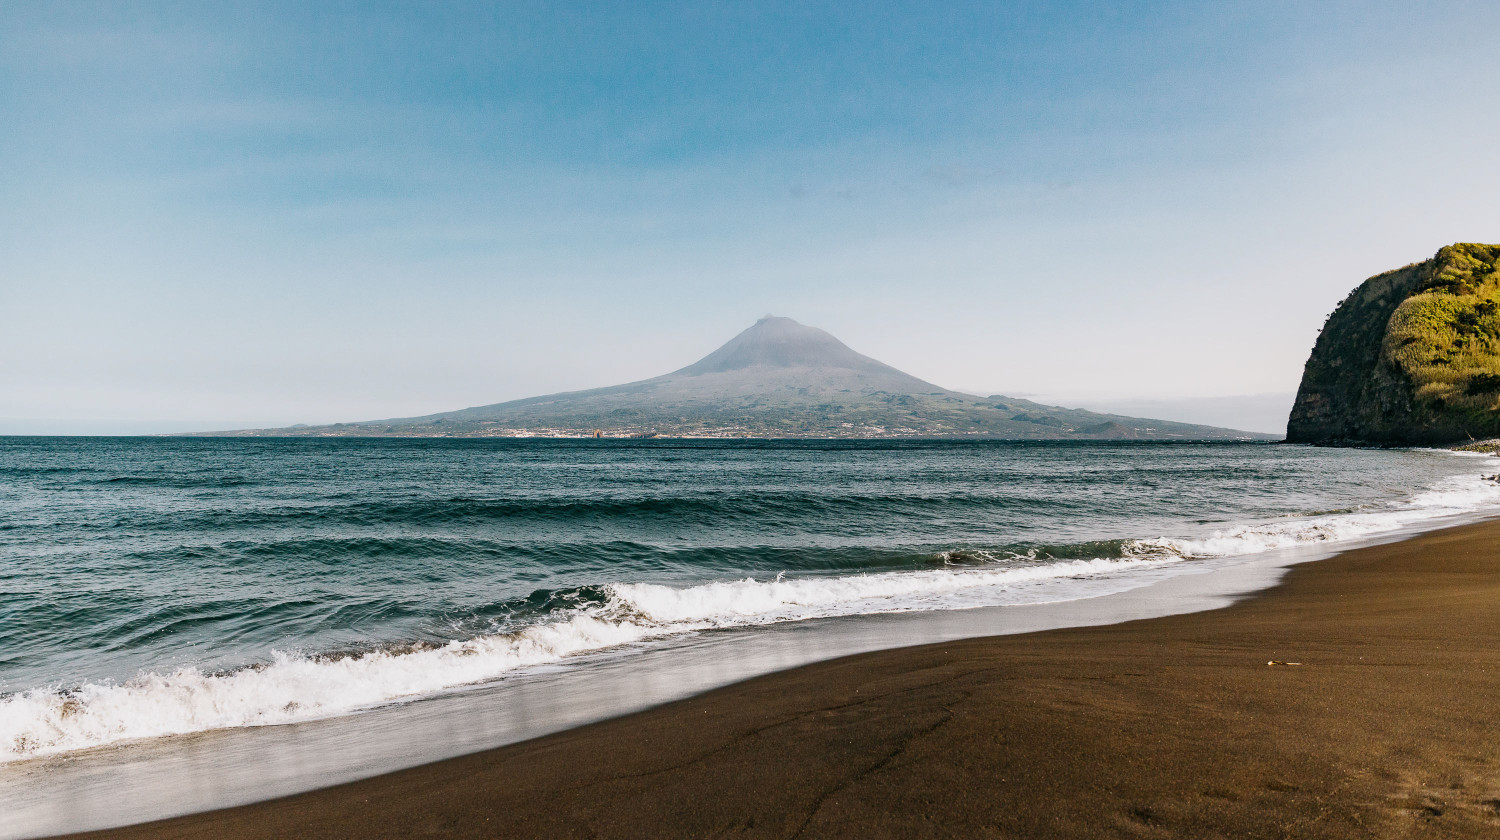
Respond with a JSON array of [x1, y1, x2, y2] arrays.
[[215, 317, 1268, 439]]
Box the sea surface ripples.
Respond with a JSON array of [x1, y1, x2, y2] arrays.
[[2, 437, 1497, 762]]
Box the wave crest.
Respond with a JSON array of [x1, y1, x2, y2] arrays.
[[5, 467, 1499, 764]]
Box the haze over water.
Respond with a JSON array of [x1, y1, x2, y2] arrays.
[[4, 437, 1499, 764]]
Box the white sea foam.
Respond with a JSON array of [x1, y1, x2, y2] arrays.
[[0, 556, 1176, 764], [609, 554, 1178, 626], [1146, 471, 1500, 559], [5, 463, 1499, 764]]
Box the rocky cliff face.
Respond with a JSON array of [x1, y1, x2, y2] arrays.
[[1287, 243, 1500, 445]]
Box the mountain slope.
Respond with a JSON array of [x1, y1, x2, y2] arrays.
[[207, 317, 1270, 439], [1288, 243, 1500, 445]]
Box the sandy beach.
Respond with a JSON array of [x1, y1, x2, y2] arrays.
[[60, 518, 1500, 839]]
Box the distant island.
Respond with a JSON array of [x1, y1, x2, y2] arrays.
[[197, 316, 1272, 440], [1288, 243, 1500, 446]]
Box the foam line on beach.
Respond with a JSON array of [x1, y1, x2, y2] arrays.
[[4, 465, 1499, 764]]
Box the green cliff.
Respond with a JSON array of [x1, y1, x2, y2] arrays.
[[1287, 243, 1500, 445]]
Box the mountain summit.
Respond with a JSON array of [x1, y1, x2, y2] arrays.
[[675, 316, 925, 382], [206, 317, 1269, 439]]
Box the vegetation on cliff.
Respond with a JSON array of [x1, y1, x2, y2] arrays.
[[1288, 243, 1500, 445]]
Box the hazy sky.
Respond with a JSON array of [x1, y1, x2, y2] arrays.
[[5, 1, 1500, 433]]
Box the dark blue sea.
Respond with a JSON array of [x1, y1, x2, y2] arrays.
[[3, 437, 1497, 763]]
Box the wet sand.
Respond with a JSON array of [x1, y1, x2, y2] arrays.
[[67, 519, 1500, 838]]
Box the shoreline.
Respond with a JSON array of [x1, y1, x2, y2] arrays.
[[3, 531, 1301, 838], [51, 516, 1500, 838]]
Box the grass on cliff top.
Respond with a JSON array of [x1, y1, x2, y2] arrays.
[[1383, 243, 1500, 410]]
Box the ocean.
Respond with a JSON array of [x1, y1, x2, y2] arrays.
[[3, 437, 1499, 767]]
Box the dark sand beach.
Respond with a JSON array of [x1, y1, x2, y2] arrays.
[[66, 519, 1500, 839]]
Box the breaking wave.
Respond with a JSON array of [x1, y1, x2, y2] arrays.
[[4, 451, 1499, 764]]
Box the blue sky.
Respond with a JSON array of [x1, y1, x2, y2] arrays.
[[4, 1, 1499, 433]]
